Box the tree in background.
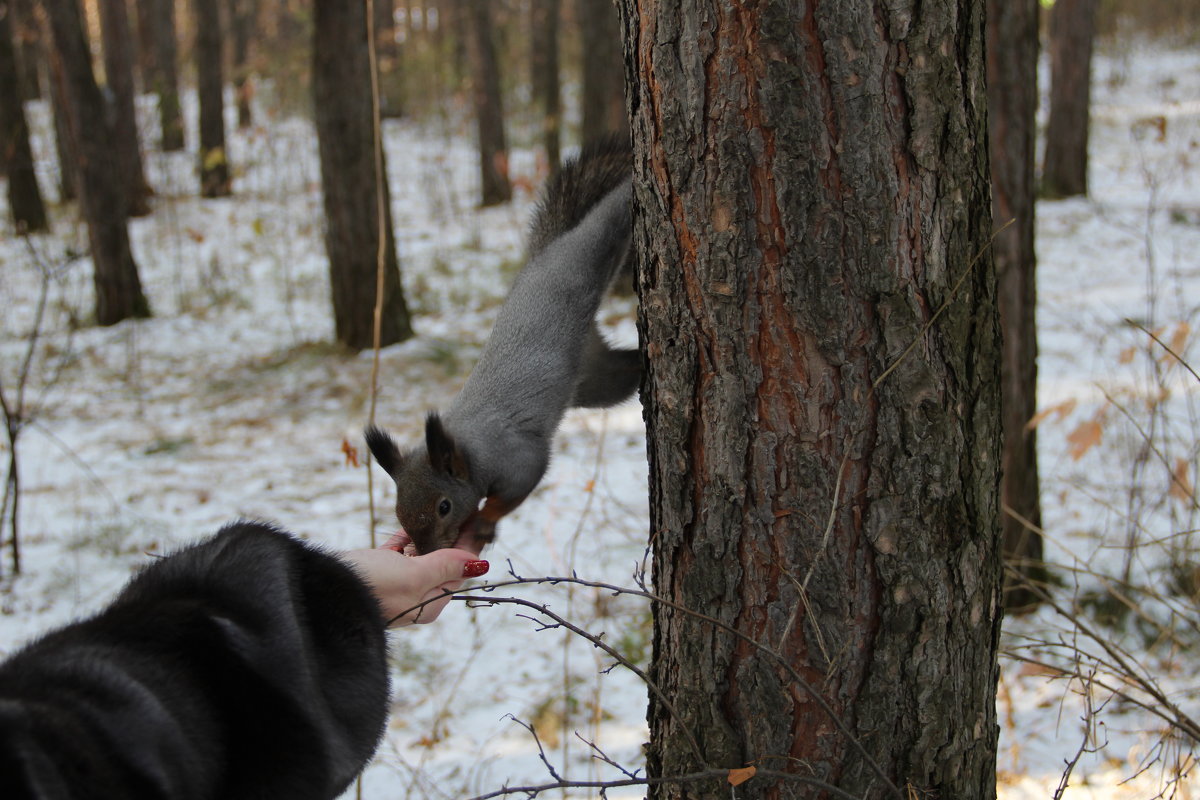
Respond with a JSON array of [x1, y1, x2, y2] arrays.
[[0, 0, 47, 232], [144, 0, 185, 151], [578, 0, 627, 146], [228, 0, 257, 129], [313, 0, 413, 350], [988, 0, 1044, 610], [1043, 0, 1097, 198], [48, 58, 76, 202], [98, 0, 153, 216], [44, 0, 150, 325], [463, 0, 511, 206], [530, 0, 561, 172], [12, 0, 41, 101], [618, 1, 1002, 797], [195, 0, 231, 197], [373, 0, 403, 119]]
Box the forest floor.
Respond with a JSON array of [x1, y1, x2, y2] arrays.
[[2, 37, 1199, 800]]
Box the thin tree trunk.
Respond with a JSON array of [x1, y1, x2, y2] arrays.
[[48, 52, 76, 202], [12, 0, 41, 101], [313, 0, 413, 350], [463, 0, 510, 206], [195, 0, 231, 196], [1043, 0, 1096, 198], [228, 0, 255, 129], [619, 2, 1002, 798], [988, 0, 1045, 611], [0, 0, 48, 232], [577, 0, 626, 146], [134, 0, 156, 91], [0, 0, 47, 231], [98, 0, 153, 216], [530, 0, 560, 172], [45, 0, 151, 325], [149, 0, 185, 151]]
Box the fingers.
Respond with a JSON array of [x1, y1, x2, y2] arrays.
[[408, 547, 490, 585]]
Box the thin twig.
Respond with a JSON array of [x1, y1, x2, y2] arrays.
[[462, 767, 869, 800], [385, 571, 904, 799]]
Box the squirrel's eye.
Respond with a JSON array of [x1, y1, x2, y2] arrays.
[[437, 499, 452, 517]]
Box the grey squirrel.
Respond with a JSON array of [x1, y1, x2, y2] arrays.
[[366, 138, 639, 555]]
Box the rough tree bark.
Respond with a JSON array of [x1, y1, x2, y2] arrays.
[[147, 0, 184, 151], [463, 0, 510, 206], [195, 0, 231, 197], [618, 2, 1003, 798], [313, 0, 413, 351], [45, 0, 151, 325], [98, 0, 153, 216], [577, 0, 627, 146], [0, 0, 48, 232], [530, 0, 560, 172], [987, 0, 1044, 611], [1043, 0, 1097, 198]]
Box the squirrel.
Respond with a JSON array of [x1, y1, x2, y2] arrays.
[[365, 138, 639, 556]]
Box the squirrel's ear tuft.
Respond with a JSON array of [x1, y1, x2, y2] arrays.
[[425, 413, 470, 479], [365, 425, 403, 476]]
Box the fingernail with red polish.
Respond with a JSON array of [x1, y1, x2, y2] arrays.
[[463, 560, 489, 578]]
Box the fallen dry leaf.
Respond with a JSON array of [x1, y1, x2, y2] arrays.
[[1169, 458, 1194, 504], [341, 437, 361, 468], [728, 766, 756, 787], [1066, 417, 1103, 461]]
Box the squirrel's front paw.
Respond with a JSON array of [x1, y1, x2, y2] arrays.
[[457, 515, 497, 555]]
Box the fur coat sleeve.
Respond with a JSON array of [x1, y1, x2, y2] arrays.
[[0, 521, 389, 799]]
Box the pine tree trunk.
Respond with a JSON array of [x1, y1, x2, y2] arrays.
[[98, 0, 153, 216], [149, 0, 185, 151], [463, 0, 510, 207], [988, 0, 1044, 611], [1042, 0, 1096, 199], [619, 2, 1003, 798], [577, 0, 627, 146], [530, 0, 560, 172], [0, 0, 47, 232], [313, 0, 413, 351], [45, 0, 151, 325], [195, 0, 231, 197]]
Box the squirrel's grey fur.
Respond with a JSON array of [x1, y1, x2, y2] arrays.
[[366, 138, 638, 554]]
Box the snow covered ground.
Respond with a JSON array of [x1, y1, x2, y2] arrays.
[[1, 39, 1198, 799]]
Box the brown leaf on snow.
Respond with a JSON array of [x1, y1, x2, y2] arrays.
[[728, 766, 757, 787], [1159, 322, 1191, 367], [1026, 398, 1078, 431], [341, 437, 361, 468], [1066, 418, 1103, 461], [1169, 458, 1195, 504]]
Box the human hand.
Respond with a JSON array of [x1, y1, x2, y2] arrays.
[[342, 539, 488, 627]]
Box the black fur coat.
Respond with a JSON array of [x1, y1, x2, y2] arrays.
[[0, 521, 389, 799]]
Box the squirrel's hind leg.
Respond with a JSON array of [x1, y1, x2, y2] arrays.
[[571, 325, 640, 408]]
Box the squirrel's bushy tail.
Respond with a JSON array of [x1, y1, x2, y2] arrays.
[[531, 136, 640, 409]]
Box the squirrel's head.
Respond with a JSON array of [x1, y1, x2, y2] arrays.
[[365, 415, 483, 555]]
